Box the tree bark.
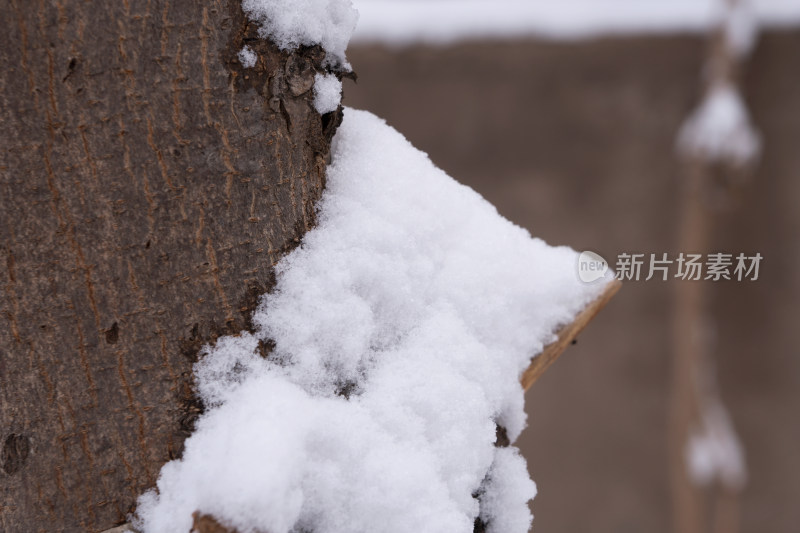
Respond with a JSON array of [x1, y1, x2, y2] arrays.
[[0, 1, 340, 531]]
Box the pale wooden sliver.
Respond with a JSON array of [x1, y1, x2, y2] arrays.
[[521, 279, 621, 391]]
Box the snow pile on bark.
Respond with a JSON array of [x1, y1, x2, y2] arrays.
[[677, 82, 761, 166], [237, 1, 348, 112], [241, 0, 358, 66], [134, 109, 612, 533], [313, 73, 343, 114], [237, 46, 257, 68]]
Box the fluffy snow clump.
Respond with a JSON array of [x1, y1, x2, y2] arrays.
[[237, 45, 257, 68], [313, 73, 343, 114], [686, 399, 747, 490], [134, 108, 612, 533], [677, 82, 761, 166], [241, 0, 358, 66]]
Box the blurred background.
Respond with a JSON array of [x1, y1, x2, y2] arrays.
[[343, 1, 800, 532]]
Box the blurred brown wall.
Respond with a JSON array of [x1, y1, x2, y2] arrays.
[[345, 30, 800, 533]]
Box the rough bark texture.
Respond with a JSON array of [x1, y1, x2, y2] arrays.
[[0, 1, 340, 531]]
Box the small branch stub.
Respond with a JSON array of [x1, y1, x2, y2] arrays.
[[521, 279, 621, 391]]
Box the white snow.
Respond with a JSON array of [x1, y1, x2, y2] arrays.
[[686, 399, 747, 490], [350, 0, 800, 46], [676, 82, 761, 166], [478, 448, 538, 532], [237, 45, 257, 68], [241, 0, 358, 66], [725, 0, 759, 58], [134, 108, 611, 533], [313, 73, 343, 114]]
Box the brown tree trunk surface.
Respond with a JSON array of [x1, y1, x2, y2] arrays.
[[0, 1, 339, 531]]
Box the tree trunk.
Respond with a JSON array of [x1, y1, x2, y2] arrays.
[[0, 1, 339, 531]]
